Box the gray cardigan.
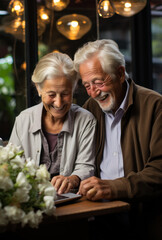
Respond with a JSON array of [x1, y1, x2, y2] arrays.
[[9, 103, 97, 180]]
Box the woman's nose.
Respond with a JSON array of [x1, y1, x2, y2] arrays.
[[55, 95, 62, 108]]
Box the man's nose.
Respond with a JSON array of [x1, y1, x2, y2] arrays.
[[89, 86, 101, 99]]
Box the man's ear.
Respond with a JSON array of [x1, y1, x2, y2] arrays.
[[117, 66, 125, 83]]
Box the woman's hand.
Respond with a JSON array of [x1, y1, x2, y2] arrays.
[[51, 175, 80, 194]]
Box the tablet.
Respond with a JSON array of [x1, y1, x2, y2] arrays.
[[55, 192, 82, 205]]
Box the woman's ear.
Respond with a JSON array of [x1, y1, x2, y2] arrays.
[[35, 83, 42, 97], [117, 66, 125, 83]]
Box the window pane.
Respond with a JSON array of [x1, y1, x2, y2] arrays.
[[36, 0, 97, 106], [0, 0, 26, 140], [151, 1, 162, 94], [99, 15, 132, 78]]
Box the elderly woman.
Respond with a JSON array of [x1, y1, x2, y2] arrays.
[[9, 52, 96, 194]]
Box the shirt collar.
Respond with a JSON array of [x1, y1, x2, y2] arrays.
[[118, 79, 129, 112], [30, 102, 74, 135], [60, 106, 74, 135], [103, 79, 129, 117]]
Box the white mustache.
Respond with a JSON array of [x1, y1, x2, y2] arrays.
[[94, 92, 110, 101]]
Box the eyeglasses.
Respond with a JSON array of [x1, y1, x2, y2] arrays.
[[83, 75, 111, 91]]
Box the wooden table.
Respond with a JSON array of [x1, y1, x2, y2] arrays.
[[1, 197, 130, 240], [54, 196, 130, 222]]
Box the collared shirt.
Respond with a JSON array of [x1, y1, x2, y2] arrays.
[[100, 80, 129, 180], [40, 131, 60, 177], [40, 113, 72, 178]]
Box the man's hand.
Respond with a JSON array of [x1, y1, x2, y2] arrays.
[[78, 176, 112, 201], [51, 175, 80, 194]]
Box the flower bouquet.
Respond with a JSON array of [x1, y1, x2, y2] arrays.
[[0, 143, 56, 230]]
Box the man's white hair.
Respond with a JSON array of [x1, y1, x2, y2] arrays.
[[74, 39, 129, 79]]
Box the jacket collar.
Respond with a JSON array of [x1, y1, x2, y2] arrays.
[[126, 78, 136, 111], [30, 102, 43, 133]]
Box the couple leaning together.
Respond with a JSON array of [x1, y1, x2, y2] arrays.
[[9, 39, 162, 239]]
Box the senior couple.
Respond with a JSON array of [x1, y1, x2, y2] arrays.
[[10, 40, 162, 239]]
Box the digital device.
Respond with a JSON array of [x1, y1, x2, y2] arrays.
[[54, 192, 82, 205]]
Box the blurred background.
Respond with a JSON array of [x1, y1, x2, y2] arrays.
[[0, 0, 162, 140]]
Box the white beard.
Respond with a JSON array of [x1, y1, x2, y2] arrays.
[[94, 92, 115, 112]]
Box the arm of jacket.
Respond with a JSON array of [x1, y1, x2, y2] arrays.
[[9, 114, 42, 166], [60, 107, 97, 181], [108, 86, 162, 201]]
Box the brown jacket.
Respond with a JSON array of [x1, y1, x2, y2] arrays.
[[83, 79, 162, 201]]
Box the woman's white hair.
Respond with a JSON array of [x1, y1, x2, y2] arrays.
[[32, 52, 78, 91], [74, 39, 129, 79]]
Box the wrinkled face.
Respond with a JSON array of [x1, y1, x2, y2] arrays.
[[37, 77, 72, 120], [79, 55, 125, 112]]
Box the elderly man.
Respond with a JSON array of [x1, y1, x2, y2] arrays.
[[74, 39, 162, 240]]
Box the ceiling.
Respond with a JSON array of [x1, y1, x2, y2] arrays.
[[0, 0, 162, 10]]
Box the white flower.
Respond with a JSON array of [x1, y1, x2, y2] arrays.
[[36, 164, 50, 182], [0, 208, 9, 226], [25, 159, 37, 176], [0, 147, 9, 163], [22, 210, 43, 228], [10, 155, 25, 169], [43, 196, 55, 215], [15, 172, 31, 190], [0, 176, 13, 191], [0, 163, 14, 190], [13, 187, 30, 203], [0, 143, 55, 230], [4, 206, 25, 224], [38, 181, 54, 193], [0, 143, 22, 164], [44, 186, 56, 197]]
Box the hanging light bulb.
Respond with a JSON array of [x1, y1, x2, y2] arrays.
[[98, 0, 115, 18], [8, 0, 24, 17], [111, 0, 147, 17], [37, 6, 51, 24], [3, 16, 46, 42], [45, 0, 70, 11], [56, 14, 92, 40]]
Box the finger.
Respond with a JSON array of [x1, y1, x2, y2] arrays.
[[51, 176, 58, 186], [53, 177, 64, 192], [64, 182, 72, 194], [79, 184, 92, 196], [86, 188, 97, 200], [79, 180, 95, 196], [79, 177, 94, 188], [58, 178, 71, 194]]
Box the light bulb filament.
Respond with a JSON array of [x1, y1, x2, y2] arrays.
[[124, 2, 132, 12], [103, 1, 109, 11], [41, 13, 49, 20], [70, 21, 79, 28], [125, 2, 131, 8], [14, 5, 21, 11]]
